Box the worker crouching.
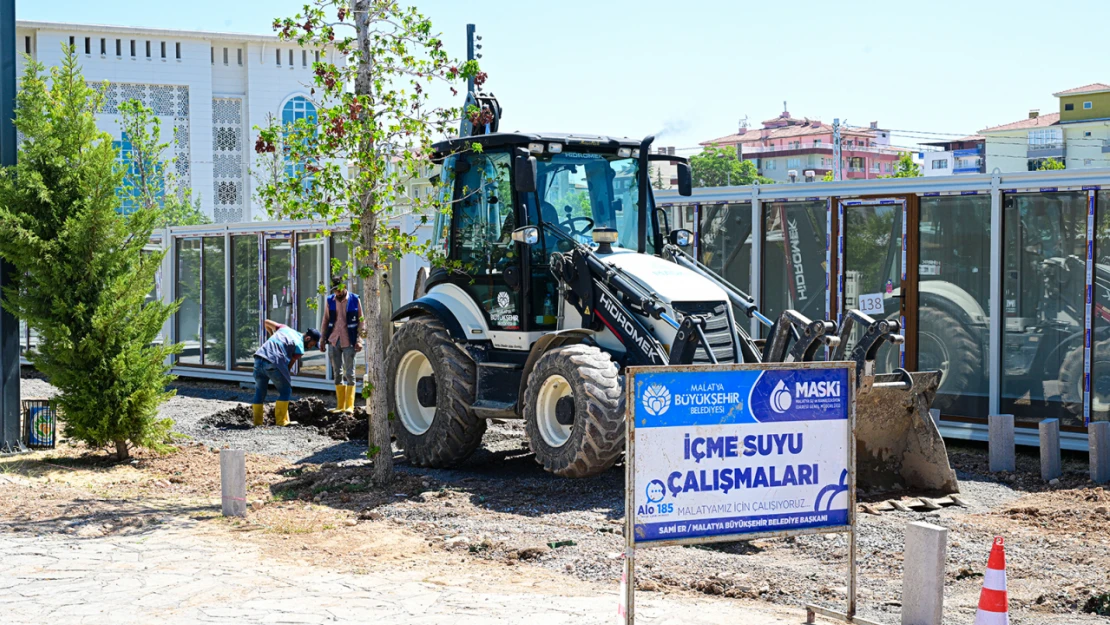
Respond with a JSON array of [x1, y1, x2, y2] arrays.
[[251, 320, 320, 426]]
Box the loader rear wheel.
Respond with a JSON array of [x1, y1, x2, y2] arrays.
[[1060, 337, 1110, 421], [387, 316, 485, 467], [523, 344, 624, 477]]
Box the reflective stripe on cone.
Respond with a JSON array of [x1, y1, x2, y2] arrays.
[[973, 536, 1008, 625]]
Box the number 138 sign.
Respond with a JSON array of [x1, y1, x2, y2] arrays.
[[857, 293, 884, 315]]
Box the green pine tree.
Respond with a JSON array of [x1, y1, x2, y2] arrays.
[[0, 47, 181, 460]]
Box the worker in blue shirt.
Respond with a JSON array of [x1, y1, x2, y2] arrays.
[[252, 319, 321, 426]]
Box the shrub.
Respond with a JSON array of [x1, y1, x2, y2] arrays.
[[0, 47, 181, 460]]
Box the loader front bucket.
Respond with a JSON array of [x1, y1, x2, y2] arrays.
[[854, 369, 959, 495]]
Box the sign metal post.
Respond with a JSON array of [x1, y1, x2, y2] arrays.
[[623, 361, 860, 624]]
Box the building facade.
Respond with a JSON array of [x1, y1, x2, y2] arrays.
[[981, 83, 1110, 173], [701, 110, 901, 182], [921, 136, 986, 177], [15, 21, 329, 223]]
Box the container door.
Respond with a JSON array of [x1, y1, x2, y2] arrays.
[[837, 199, 905, 373]]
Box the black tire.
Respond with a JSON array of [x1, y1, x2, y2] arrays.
[[522, 344, 624, 477], [386, 316, 485, 467], [882, 307, 981, 411]]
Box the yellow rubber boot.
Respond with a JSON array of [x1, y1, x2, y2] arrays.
[[344, 385, 357, 413], [275, 401, 290, 427], [330, 386, 346, 413], [252, 404, 265, 427]]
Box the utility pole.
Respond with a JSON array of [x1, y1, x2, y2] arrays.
[[0, 0, 21, 453], [832, 118, 842, 182]]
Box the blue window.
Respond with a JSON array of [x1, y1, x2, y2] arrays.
[[113, 132, 165, 215], [282, 95, 316, 126], [281, 96, 317, 186]]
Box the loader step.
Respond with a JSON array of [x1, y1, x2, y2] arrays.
[[476, 362, 523, 408], [471, 400, 518, 419]]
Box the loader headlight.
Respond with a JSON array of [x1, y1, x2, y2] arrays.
[[528, 143, 544, 154], [617, 147, 632, 158], [592, 228, 618, 244], [547, 143, 563, 154]]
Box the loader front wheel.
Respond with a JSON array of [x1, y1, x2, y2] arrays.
[[387, 316, 485, 467], [523, 345, 624, 478], [916, 307, 981, 412]]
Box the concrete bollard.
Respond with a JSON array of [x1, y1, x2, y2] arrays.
[[1091, 421, 1110, 484], [1040, 419, 1062, 482], [220, 448, 247, 517], [901, 521, 948, 625], [989, 414, 1015, 473]]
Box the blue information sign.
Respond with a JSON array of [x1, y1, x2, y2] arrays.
[[628, 363, 854, 545]]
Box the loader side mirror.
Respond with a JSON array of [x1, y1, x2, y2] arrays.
[[677, 162, 693, 196], [669, 229, 693, 248], [511, 226, 539, 246], [514, 153, 538, 193]]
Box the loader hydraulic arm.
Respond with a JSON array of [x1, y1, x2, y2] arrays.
[[544, 227, 672, 366]]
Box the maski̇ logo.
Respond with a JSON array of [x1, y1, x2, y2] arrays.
[[770, 380, 793, 414], [642, 384, 671, 416]]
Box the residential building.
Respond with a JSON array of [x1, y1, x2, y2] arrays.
[[700, 109, 901, 182], [920, 136, 985, 177], [980, 83, 1110, 172], [16, 21, 330, 223]]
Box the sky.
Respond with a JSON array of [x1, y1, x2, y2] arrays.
[[19, 0, 1110, 154]]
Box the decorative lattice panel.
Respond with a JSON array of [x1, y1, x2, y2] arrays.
[[93, 81, 192, 196], [211, 97, 244, 223]]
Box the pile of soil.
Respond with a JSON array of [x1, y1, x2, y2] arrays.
[[200, 397, 369, 441]]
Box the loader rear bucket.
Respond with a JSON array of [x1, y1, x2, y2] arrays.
[[854, 369, 959, 495]]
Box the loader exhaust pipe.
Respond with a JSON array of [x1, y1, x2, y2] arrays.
[[637, 135, 654, 255]]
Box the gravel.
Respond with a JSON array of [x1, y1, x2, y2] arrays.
[[359, 432, 1109, 625]]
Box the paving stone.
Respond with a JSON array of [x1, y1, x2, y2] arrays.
[[0, 525, 797, 625]]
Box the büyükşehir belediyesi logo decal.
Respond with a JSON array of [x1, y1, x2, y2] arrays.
[[770, 380, 793, 413], [642, 384, 671, 416]]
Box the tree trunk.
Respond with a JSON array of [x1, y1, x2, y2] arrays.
[[114, 439, 130, 461], [353, 0, 393, 485], [361, 218, 393, 485]]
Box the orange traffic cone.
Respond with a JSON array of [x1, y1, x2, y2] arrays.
[[973, 536, 1009, 625]]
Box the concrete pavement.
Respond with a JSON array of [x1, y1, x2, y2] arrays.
[[0, 521, 803, 625]]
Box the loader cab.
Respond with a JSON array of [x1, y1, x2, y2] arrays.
[[430, 133, 668, 337]]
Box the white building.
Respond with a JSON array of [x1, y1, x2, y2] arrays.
[[16, 21, 331, 223], [920, 136, 986, 177]]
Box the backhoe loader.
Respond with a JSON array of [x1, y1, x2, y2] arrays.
[[385, 60, 958, 496]]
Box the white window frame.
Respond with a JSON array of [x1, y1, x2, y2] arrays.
[[1084, 101, 1093, 109]]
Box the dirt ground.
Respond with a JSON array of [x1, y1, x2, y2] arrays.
[[3, 373, 1109, 624]]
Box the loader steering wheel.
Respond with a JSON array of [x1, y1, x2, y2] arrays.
[[560, 215, 595, 238]]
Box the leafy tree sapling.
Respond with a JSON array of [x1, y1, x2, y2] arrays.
[[254, 0, 480, 483]]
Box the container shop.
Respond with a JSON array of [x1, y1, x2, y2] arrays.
[[658, 168, 1110, 451], [18, 219, 430, 391]]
